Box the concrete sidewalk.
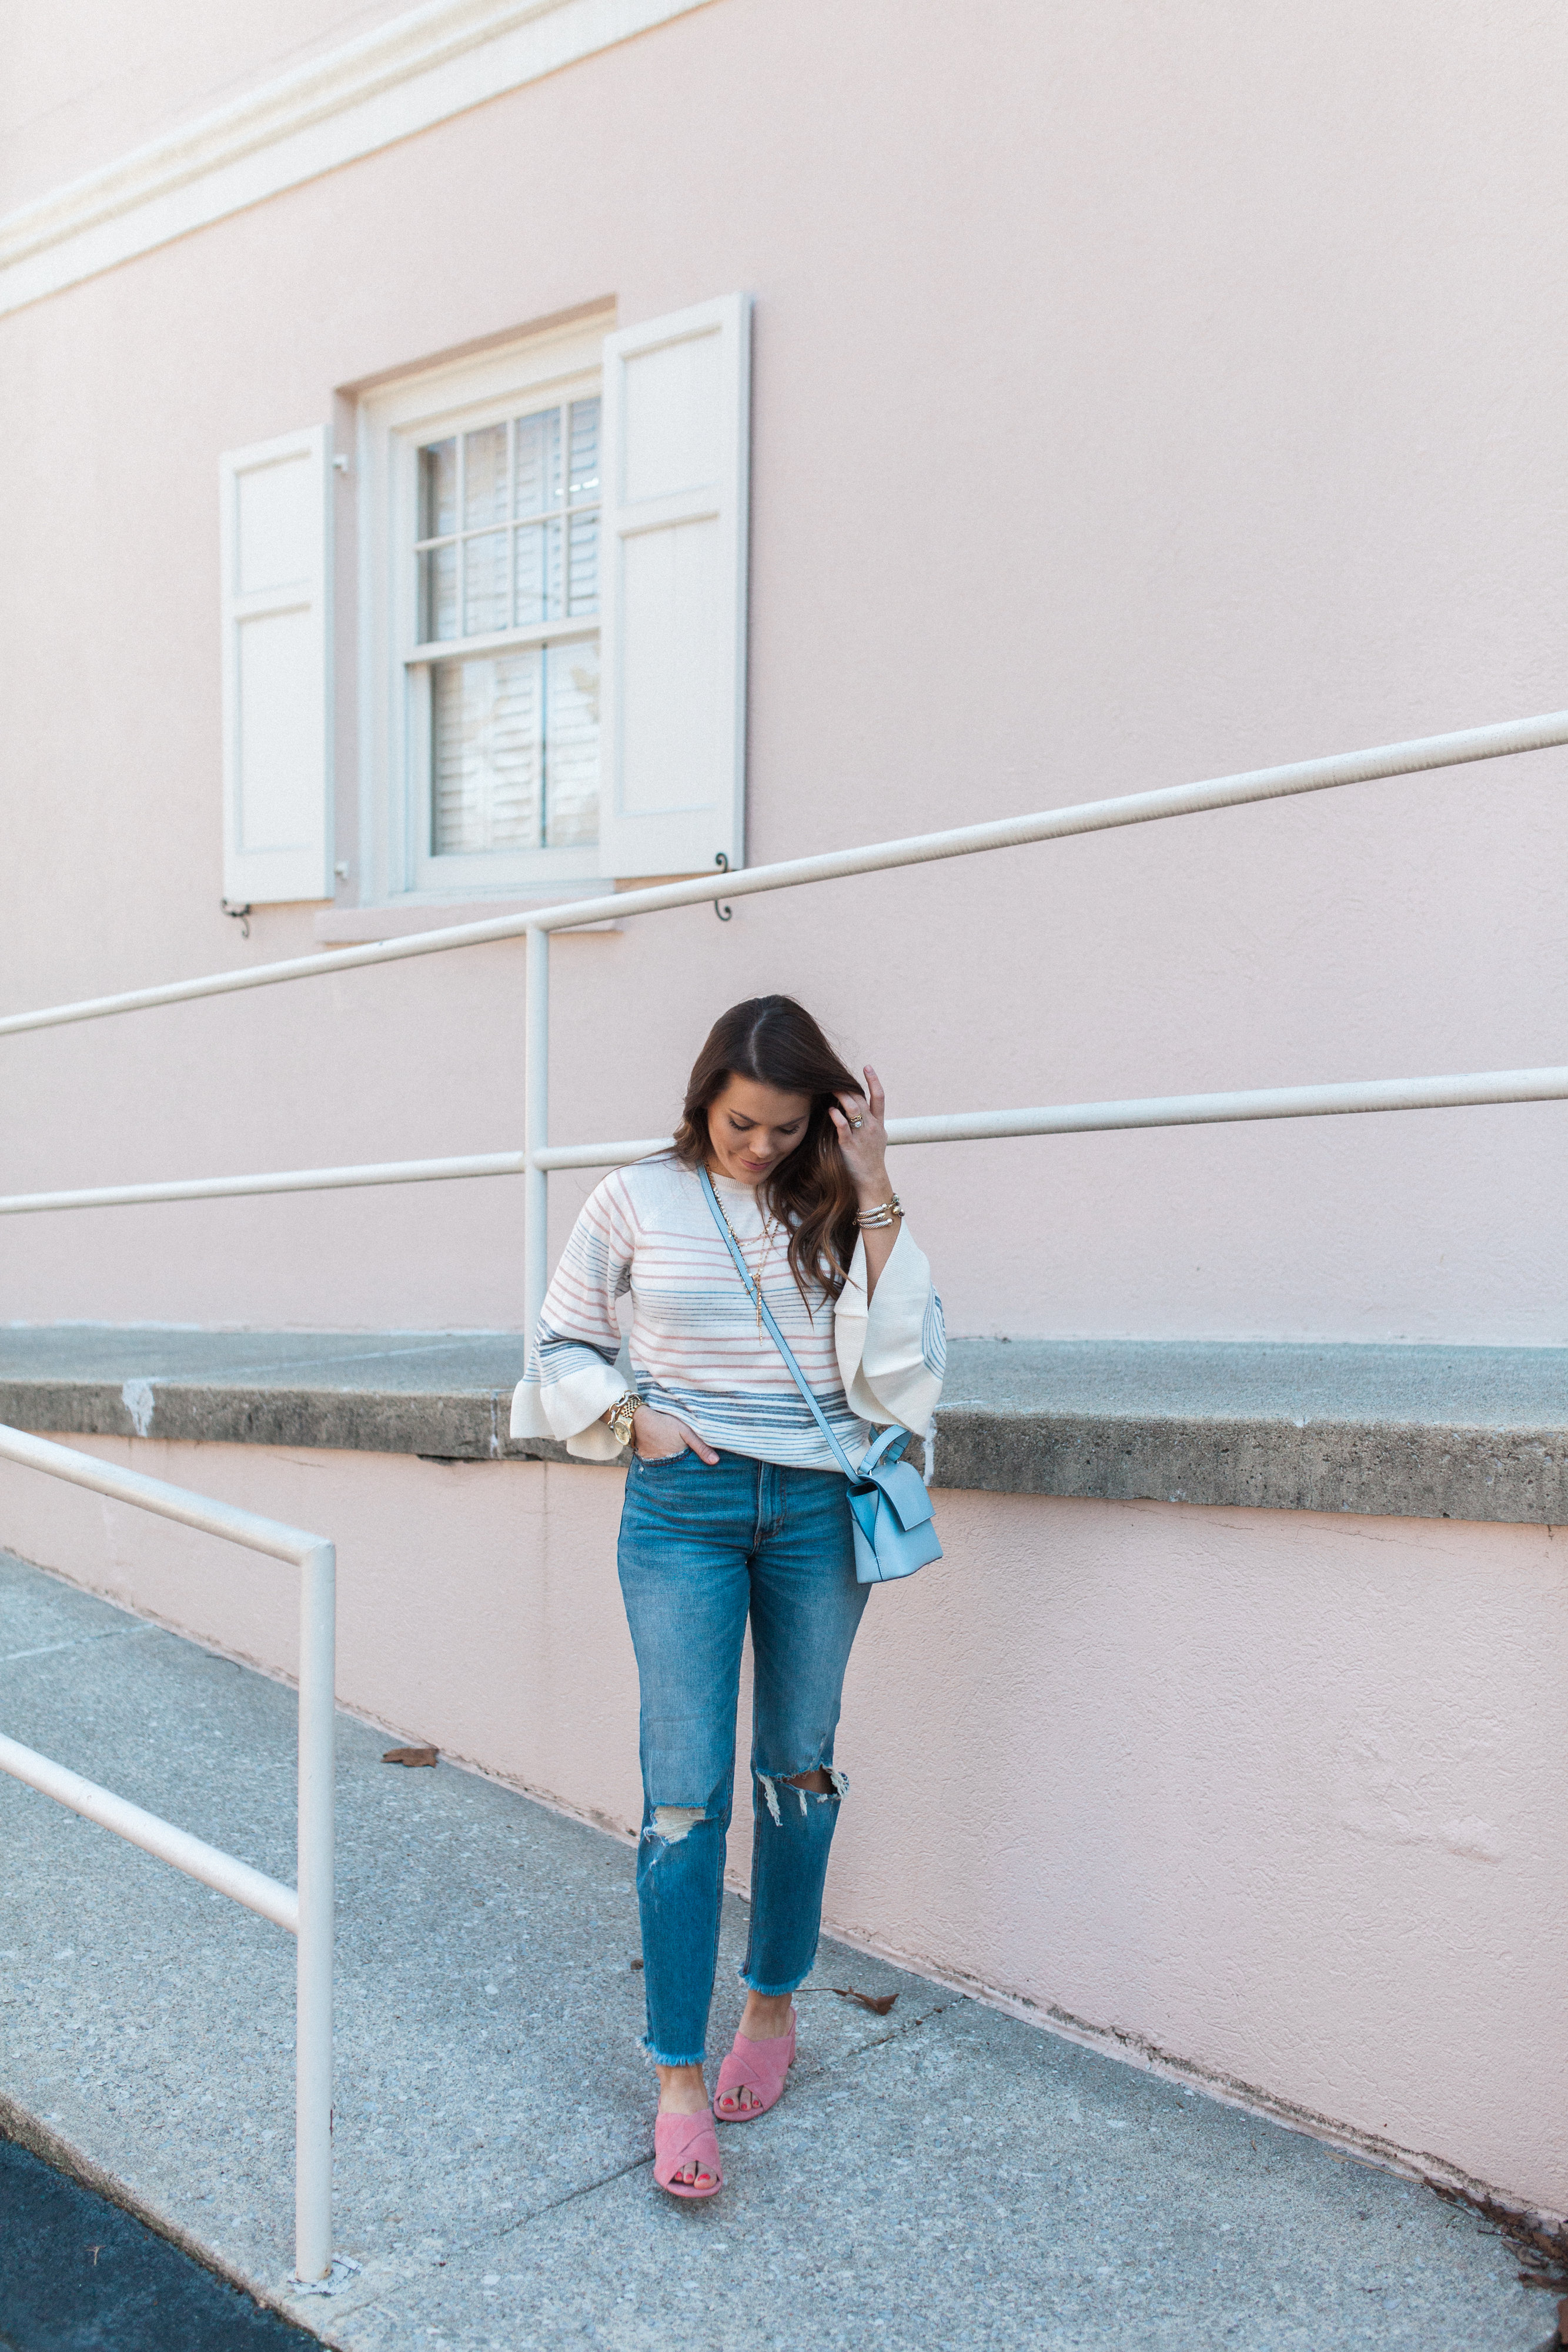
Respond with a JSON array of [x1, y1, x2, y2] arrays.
[[0, 1548, 1550, 2351]]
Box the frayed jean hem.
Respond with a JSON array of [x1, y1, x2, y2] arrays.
[[641, 2036, 710, 2067], [737, 1970, 810, 1998]]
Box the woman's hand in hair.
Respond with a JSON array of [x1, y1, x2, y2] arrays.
[[632, 1405, 720, 1465], [828, 1064, 892, 1206], [830, 1065, 900, 1302]]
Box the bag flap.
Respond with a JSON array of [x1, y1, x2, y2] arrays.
[[868, 1460, 935, 1532]]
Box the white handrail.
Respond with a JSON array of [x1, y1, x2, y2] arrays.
[[0, 1152, 527, 1215], [2, 707, 1564, 1037], [537, 1063, 1568, 1167], [0, 1425, 335, 2284], [530, 707, 1568, 930], [4, 1064, 1565, 1215], [0, 1733, 299, 1930]]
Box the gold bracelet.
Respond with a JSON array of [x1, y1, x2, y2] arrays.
[[855, 1195, 902, 1229], [605, 1391, 640, 1447]]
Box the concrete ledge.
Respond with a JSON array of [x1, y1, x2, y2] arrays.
[[941, 1407, 1568, 1522], [2, 1328, 1566, 1522], [937, 1341, 1568, 1524], [0, 1332, 571, 1467]]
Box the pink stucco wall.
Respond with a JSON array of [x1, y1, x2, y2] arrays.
[[3, 1439, 1563, 2216], [3, 0, 1567, 1341], [1, 0, 417, 212]]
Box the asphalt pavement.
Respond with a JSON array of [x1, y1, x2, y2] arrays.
[[0, 2131, 312, 2350]]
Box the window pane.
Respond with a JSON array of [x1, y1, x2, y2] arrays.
[[515, 407, 561, 517], [419, 439, 456, 539], [544, 642, 599, 848], [432, 651, 541, 854], [568, 398, 600, 498], [420, 543, 458, 642], [514, 517, 563, 625], [463, 424, 509, 530], [463, 531, 510, 636], [566, 507, 599, 617]]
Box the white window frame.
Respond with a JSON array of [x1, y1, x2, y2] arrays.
[[357, 315, 612, 907]]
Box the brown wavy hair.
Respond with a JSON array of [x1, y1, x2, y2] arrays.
[[673, 996, 862, 1301]]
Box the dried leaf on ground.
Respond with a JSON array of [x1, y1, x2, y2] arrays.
[[382, 1745, 438, 1768], [1433, 2182, 1568, 2293], [832, 1987, 898, 2016], [631, 1957, 644, 1971]]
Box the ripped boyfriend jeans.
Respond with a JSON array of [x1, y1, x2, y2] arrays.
[[617, 1446, 870, 2067]]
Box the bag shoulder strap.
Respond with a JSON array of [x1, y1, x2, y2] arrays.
[[698, 1166, 901, 1484]]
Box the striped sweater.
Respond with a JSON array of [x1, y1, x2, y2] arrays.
[[509, 1154, 946, 1469]]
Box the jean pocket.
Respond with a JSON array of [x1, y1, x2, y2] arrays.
[[633, 1446, 690, 1471]]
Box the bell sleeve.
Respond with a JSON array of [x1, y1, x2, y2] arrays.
[[509, 1172, 636, 1461], [831, 1222, 946, 1438]]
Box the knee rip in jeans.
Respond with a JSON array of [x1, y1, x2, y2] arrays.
[[755, 1765, 850, 1826], [647, 1805, 706, 1846]]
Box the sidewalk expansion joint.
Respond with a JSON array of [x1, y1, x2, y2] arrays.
[[0, 1623, 159, 1668], [390, 2146, 658, 2268], [805, 1997, 955, 2079], [342, 2010, 957, 2277], [520, 2146, 657, 2223]]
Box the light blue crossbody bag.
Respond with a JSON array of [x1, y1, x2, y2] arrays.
[[699, 1165, 942, 1586]]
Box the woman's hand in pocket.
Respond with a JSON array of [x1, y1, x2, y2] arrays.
[[633, 1406, 720, 1465]]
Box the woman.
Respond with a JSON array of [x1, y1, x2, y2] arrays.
[[510, 996, 945, 2198]]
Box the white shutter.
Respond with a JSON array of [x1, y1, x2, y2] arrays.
[[598, 293, 750, 878], [219, 426, 333, 904]]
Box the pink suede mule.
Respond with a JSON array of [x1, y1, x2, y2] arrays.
[[713, 2010, 796, 2120], [653, 2110, 723, 2199]]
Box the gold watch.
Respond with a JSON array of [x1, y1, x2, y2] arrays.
[[606, 1391, 640, 1448]]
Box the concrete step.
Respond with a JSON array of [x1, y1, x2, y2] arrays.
[[5, 1325, 1568, 1520], [0, 1548, 1546, 2350]]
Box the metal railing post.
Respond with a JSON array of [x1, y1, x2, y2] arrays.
[[524, 924, 550, 1343], [0, 1425, 337, 2279], [293, 1537, 336, 2284]]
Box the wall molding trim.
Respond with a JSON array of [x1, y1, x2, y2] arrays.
[[0, 0, 717, 318]]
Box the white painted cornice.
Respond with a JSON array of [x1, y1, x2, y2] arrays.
[[0, 0, 717, 318]]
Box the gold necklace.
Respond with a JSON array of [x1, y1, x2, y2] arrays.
[[709, 1174, 777, 1335]]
